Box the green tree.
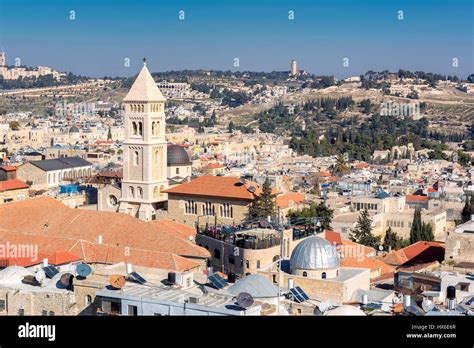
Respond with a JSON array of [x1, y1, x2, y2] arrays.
[[410, 208, 423, 244], [228, 120, 235, 133], [421, 222, 434, 242], [247, 178, 276, 220], [461, 195, 472, 223], [9, 121, 20, 131], [287, 201, 334, 230], [383, 227, 403, 251], [332, 154, 349, 176], [349, 209, 381, 248]]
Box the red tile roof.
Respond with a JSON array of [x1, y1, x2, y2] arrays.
[[0, 197, 210, 262], [405, 195, 428, 202], [207, 163, 224, 169], [46, 250, 82, 265], [0, 179, 29, 192], [0, 166, 17, 172], [276, 192, 305, 209], [165, 175, 260, 200], [323, 230, 343, 245], [376, 241, 445, 266]]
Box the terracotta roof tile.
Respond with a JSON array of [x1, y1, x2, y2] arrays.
[[276, 192, 305, 209], [406, 195, 429, 202], [0, 179, 29, 192], [0, 197, 210, 260], [164, 175, 260, 200]]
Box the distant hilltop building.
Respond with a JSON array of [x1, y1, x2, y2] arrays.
[[290, 59, 297, 76], [0, 51, 61, 80]]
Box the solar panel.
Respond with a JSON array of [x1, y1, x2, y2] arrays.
[[208, 274, 228, 289], [130, 271, 147, 284], [290, 286, 309, 303], [43, 265, 59, 279]]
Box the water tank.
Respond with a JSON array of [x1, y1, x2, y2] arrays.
[[446, 286, 456, 299], [447, 286, 457, 310], [362, 294, 369, 305], [403, 294, 411, 308], [287, 278, 294, 290], [228, 272, 236, 283], [168, 272, 176, 284]]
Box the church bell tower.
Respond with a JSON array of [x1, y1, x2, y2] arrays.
[[118, 59, 168, 221]]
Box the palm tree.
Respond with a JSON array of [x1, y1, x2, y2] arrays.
[[333, 154, 349, 176]]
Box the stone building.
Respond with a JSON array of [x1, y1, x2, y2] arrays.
[[0, 179, 29, 204], [165, 175, 263, 227], [16, 157, 93, 190], [445, 218, 474, 266]]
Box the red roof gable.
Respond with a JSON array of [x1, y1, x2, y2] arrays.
[[0, 179, 29, 192], [405, 195, 428, 202], [1, 166, 16, 172]]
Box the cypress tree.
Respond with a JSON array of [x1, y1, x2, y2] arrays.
[[410, 208, 423, 244], [461, 195, 471, 223]]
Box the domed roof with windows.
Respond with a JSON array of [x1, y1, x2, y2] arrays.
[[167, 144, 191, 165], [290, 235, 340, 271]]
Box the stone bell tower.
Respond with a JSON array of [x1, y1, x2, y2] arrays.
[[118, 59, 168, 221]]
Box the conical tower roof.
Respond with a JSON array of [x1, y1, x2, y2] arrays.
[[123, 62, 165, 102]]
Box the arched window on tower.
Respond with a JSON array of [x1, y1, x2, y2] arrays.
[[153, 186, 159, 198], [151, 122, 155, 136], [322, 272, 327, 279], [134, 151, 139, 166], [302, 271, 308, 277], [137, 187, 143, 198], [132, 122, 138, 135], [138, 122, 143, 136], [129, 186, 135, 198]]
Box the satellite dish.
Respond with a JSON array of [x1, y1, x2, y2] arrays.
[[60, 273, 74, 287], [381, 303, 391, 313], [236, 292, 254, 308], [318, 299, 337, 313], [76, 263, 92, 278], [378, 245, 384, 251], [422, 299, 435, 313], [247, 186, 256, 193], [109, 275, 126, 289], [35, 270, 46, 283]]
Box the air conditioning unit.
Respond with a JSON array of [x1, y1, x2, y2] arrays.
[[188, 296, 199, 304]]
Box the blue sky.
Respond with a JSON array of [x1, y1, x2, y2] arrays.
[[0, 0, 473, 78]]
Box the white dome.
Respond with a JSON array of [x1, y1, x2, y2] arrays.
[[290, 236, 340, 271], [325, 305, 366, 316]]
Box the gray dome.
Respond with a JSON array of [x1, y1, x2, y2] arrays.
[[290, 236, 340, 271], [167, 144, 191, 165], [69, 125, 80, 133], [228, 274, 279, 298]]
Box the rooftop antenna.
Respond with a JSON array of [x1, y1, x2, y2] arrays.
[[143, 57, 147, 66]]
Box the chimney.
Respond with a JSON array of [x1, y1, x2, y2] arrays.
[[126, 263, 133, 274], [42, 258, 48, 267], [471, 214, 474, 222], [288, 278, 294, 289], [98, 235, 103, 244]]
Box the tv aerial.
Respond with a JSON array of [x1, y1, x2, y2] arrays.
[[109, 274, 126, 289], [236, 292, 254, 309]]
